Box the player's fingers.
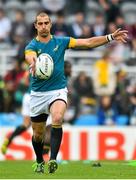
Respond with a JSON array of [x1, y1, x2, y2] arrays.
[[31, 68, 35, 76], [121, 30, 128, 34], [113, 28, 121, 38], [33, 57, 36, 63], [120, 30, 128, 36], [115, 28, 121, 34], [123, 33, 128, 37], [120, 37, 127, 43], [29, 62, 36, 76]]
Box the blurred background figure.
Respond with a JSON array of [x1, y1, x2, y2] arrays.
[[92, 50, 117, 96], [3, 60, 25, 112], [92, 13, 105, 37], [51, 12, 73, 36], [99, 0, 121, 24], [71, 12, 85, 38], [97, 95, 118, 125], [79, 24, 94, 39], [114, 69, 130, 117], [72, 71, 96, 120], [128, 85, 136, 125], [10, 9, 28, 46], [0, 8, 11, 43]]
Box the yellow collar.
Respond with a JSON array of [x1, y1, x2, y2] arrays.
[[36, 35, 53, 41]]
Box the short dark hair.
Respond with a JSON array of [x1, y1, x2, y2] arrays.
[[35, 12, 51, 23]]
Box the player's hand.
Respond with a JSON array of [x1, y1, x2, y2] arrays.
[[112, 28, 128, 43], [29, 57, 36, 76]]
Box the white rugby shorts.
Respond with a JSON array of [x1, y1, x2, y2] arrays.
[[21, 93, 30, 116], [21, 92, 52, 124], [30, 88, 68, 117]]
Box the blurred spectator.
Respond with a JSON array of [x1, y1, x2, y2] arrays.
[[41, 0, 66, 14], [10, 9, 28, 45], [66, 0, 86, 14], [99, 0, 122, 23], [129, 23, 136, 56], [3, 60, 25, 112], [16, 41, 27, 64], [73, 71, 95, 99], [92, 50, 117, 96], [0, 8, 11, 43], [51, 12, 73, 36], [115, 15, 126, 29], [64, 60, 72, 91], [28, 23, 37, 40], [92, 13, 105, 36], [105, 22, 117, 34], [3, 80, 16, 112], [110, 44, 129, 63], [114, 69, 130, 115], [63, 61, 76, 124], [130, 23, 136, 39], [97, 95, 118, 125], [73, 71, 96, 116], [79, 24, 94, 39], [4, 60, 24, 91], [129, 87, 136, 125], [71, 12, 85, 38]]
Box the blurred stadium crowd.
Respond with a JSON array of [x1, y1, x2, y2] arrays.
[[0, 0, 136, 126]]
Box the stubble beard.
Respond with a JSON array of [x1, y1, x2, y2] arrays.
[[40, 31, 49, 38]]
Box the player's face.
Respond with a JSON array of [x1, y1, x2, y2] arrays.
[[35, 16, 52, 37]]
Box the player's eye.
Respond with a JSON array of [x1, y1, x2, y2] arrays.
[[38, 22, 43, 25], [37, 22, 49, 25], [44, 21, 49, 25]]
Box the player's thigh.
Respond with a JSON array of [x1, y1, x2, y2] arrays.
[[49, 100, 67, 124]]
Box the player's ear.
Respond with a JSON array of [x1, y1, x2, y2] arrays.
[[49, 17, 52, 29]]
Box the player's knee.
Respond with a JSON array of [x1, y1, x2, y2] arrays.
[[33, 132, 44, 142], [52, 112, 63, 125]]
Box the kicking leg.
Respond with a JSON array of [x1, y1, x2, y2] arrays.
[[31, 114, 48, 173]]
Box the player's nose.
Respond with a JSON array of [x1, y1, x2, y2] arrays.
[[42, 23, 46, 29]]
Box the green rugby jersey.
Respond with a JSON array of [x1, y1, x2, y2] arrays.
[[25, 36, 75, 92]]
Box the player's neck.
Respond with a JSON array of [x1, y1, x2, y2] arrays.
[[36, 34, 52, 43]]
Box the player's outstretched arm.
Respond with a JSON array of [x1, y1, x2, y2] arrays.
[[74, 28, 128, 49]]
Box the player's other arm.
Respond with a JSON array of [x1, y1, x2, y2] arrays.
[[72, 28, 128, 49], [25, 50, 37, 76], [25, 50, 37, 64]]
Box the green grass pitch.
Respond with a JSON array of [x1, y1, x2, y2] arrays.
[[0, 160, 136, 179]]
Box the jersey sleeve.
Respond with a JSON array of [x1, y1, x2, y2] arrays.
[[61, 37, 77, 49], [68, 37, 77, 48], [25, 40, 37, 56]]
